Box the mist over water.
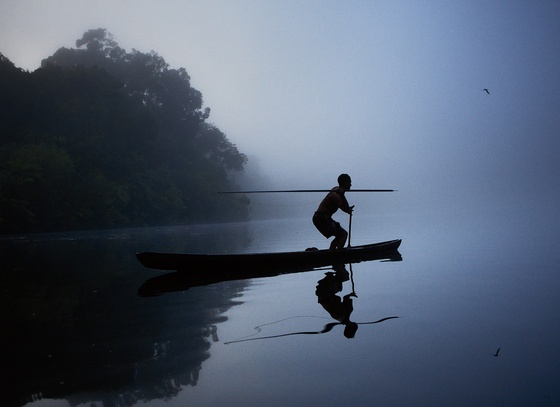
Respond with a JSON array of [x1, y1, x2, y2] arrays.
[[2, 1, 559, 238], [2, 3, 560, 210]]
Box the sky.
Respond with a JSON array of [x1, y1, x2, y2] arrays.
[[1, 0, 560, 225]]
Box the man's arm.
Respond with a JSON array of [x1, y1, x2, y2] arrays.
[[337, 190, 353, 214]]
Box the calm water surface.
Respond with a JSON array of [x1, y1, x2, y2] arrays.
[[2, 213, 560, 406]]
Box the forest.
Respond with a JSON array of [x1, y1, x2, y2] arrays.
[[0, 29, 250, 234]]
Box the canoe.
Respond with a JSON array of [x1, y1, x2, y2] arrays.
[[136, 239, 402, 271], [137, 239, 402, 296]]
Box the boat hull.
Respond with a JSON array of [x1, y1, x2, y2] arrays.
[[137, 239, 402, 296], [136, 239, 402, 271]]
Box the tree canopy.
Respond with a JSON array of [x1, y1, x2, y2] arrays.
[[0, 29, 249, 234]]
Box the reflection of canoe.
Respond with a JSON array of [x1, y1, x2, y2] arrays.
[[136, 239, 402, 271], [137, 239, 402, 296]]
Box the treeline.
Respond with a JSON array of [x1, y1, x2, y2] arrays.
[[0, 29, 250, 234]]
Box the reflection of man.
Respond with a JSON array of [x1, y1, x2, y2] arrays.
[[315, 264, 358, 338]]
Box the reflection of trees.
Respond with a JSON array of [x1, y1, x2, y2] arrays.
[[133, 326, 218, 401], [112, 329, 213, 404], [1, 226, 249, 406]]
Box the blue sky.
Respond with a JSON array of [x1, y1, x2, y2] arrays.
[[1, 1, 559, 223]]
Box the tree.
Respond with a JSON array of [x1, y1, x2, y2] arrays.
[[0, 32, 250, 234], [0, 143, 75, 230]]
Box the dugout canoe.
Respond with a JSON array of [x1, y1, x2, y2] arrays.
[[137, 239, 402, 296], [136, 239, 402, 272]]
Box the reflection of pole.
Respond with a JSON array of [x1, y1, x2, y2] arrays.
[[224, 316, 399, 344], [350, 262, 357, 297]]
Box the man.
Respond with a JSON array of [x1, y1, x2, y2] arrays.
[[312, 174, 354, 251]]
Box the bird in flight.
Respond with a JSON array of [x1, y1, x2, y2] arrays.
[[494, 347, 501, 357], [483, 89, 490, 94]]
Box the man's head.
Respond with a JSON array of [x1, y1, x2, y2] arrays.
[[344, 321, 358, 338], [337, 173, 352, 190]]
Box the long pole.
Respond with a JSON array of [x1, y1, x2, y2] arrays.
[[218, 189, 396, 194], [348, 211, 353, 248]]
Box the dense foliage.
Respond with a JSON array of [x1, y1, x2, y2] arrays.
[[0, 29, 249, 234]]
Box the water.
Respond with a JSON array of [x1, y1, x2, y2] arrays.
[[2, 213, 560, 406]]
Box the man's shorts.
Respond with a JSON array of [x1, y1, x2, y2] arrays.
[[312, 212, 345, 238]]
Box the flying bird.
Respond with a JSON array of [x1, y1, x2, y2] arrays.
[[494, 347, 501, 357], [483, 88, 490, 94]]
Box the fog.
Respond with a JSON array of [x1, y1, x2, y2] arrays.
[[2, 1, 559, 226]]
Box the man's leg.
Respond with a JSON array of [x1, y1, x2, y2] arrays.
[[330, 228, 348, 251]]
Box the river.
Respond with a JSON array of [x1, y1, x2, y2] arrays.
[[2, 212, 560, 406]]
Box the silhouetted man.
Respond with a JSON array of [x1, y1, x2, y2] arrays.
[[312, 174, 354, 251]]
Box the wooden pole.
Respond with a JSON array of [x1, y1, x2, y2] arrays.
[[348, 211, 353, 248], [218, 189, 396, 194]]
